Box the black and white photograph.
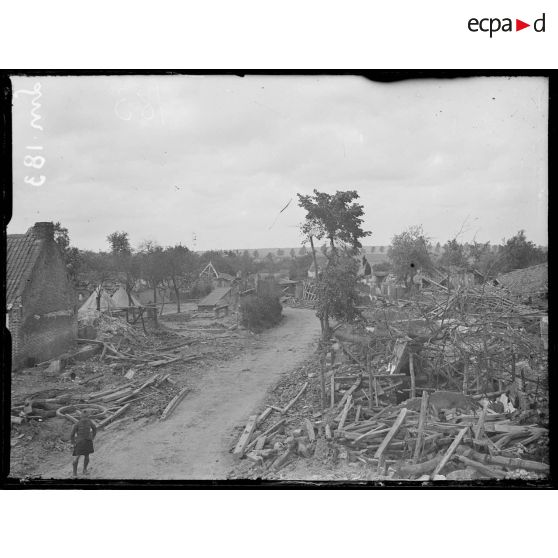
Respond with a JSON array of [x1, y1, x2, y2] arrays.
[[4, 73, 549, 485]]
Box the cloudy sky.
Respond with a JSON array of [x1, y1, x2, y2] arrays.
[[10, 74, 548, 252]]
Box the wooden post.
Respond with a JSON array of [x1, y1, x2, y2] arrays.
[[412, 390, 429, 464], [319, 348, 327, 411], [462, 358, 468, 395], [431, 427, 468, 477], [373, 377, 379, 407], [510, 345, 516, 382], [330, 372, 335, 409], [409, 352, 416, 399], [374, 408, 407, 460]]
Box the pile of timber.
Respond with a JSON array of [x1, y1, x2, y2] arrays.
[[233, 387, 549, 480]]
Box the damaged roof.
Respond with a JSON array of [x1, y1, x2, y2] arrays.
[[496, 263, 548, 297], [198, 287, 231, 307], [7, 231, 43, 306]]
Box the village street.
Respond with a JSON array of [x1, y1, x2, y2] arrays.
[[40, 308, 320, 480]]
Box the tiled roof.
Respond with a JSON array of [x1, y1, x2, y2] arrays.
[[7, 231, 43, 306], [198, 287, 231, 307]]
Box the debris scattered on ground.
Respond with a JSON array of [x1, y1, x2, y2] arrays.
[[230, 282, 548, 481]]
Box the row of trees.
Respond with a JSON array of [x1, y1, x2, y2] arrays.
[[52, 224, 317, 313], [386, 226, 547, 284]]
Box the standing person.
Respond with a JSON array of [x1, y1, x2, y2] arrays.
[[70, 410, 97, 477]]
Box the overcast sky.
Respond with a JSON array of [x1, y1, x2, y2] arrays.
[[10, 75, 548, 252]]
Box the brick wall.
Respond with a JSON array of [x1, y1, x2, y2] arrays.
[[16, 237, 77, 368]]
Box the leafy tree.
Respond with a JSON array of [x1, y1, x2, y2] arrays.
[[439, 239, 468, 269], [289, 248, 296, 259], [139, 241, 167, 304], [253, 249, 260, 259], [276, 248, 284, 257], [162, 245, 199, 313], [500, 230, 546, 273], [289, 254, 312, 280], [297, 189, 371, 252], [107, 231, 139, 305], [53, 222, 81, 281], [388, 225, 433, 286], [298, 189, 371, 340], [106, 231, 131, 255], [298, 246, 307, 256], [372, 261, 392, 273], [78, 250, 113, 310]]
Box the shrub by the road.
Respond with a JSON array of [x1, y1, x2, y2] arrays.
[[240, 294, 282, 333]]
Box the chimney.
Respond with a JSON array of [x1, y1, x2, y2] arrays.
[[32, 222, 55, 241]]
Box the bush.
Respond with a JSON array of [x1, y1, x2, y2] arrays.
[[240, 294, 282, 333]]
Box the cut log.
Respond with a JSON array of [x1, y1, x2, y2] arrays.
[[160, 386, 190, 421], [455, 455, 506, 479], [148, 357, 181, 368], [374, 408, 407, 459], [431, 427, 469, 476], [455, 446, 549, 473]]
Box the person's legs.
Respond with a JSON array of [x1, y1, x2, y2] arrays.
[[72, 456, 80, 477], [83, 454, 90, 474]]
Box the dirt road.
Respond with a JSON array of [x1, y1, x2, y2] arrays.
[[41, 308, 320, 480]]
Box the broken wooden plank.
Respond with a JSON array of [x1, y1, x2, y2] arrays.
[[397, 454, 443, 478], [473, 404, 488, 440], [386, 339, 408, 375], [330, 373, 335, 408], [244, 418, 286, 453], [412, 390, 429, 464], [233, 415, 259, 460], [335, 376, 361, 413], [255, 435, 266, 450], [97, 403, 131, 429], [325, 424, 332, 439], [336, 395, 352, 433], [148, 356, 181, 368], [374, 408, 407, 459], [256, 407, 273, 426], [354, 405, 362, 424], [304, 418, 315, 442], [409, 352, 416, 398], [431, 427, 469, 476], [160, 386, 190, 421], [281, 382, 308, 414]]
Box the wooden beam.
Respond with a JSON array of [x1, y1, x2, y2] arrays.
[[282, 382, 308, 414], [431, 427, 469, 477], [160, 386, 190, 421], [244, 418, 286, 453], [412, 390, 429, 464], [409, 352, 416, 398], [374, 408, 407, 459], [337, 395, 352, 433], [233, 415, 259, 460]]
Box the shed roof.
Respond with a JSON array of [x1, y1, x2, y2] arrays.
[[198, 287, 231, 307], [7, 231, 43, 306]]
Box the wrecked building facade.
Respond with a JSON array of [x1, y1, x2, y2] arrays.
[[7, 222, 77, 369]]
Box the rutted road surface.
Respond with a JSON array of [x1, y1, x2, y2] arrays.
[[42, 308, 320, 480]]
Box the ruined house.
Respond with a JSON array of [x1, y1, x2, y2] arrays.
[[7, 222, 77, 369]]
